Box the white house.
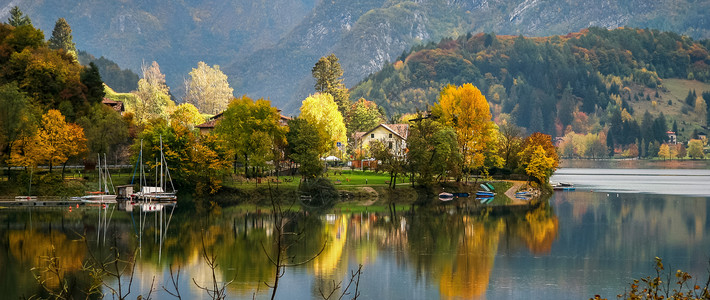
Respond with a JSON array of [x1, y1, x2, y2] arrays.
[[354, 124, 409, 155]]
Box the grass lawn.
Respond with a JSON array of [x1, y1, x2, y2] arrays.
[[625, 78, 710, 142], [324, 169, 411, 187]]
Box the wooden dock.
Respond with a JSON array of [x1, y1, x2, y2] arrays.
[[0, 197, 84, 207]]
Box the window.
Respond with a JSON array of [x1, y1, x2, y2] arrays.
[[388, 142, 393, 149], [389, 133, 393, 138], [370, 133, 374, 138]]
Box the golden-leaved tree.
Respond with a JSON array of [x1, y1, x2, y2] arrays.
[[433, 84, 499, 178], [169, 102, 205, 130], [518, 132, 559, 184], [299, 93, 346, 156], [524, 145, 556, 184], [11, 110, 86, 177]]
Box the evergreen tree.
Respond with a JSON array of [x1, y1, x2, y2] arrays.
[[80, 62, 105, 104], [48, 18, 77, 58], [686, 89, 696, 107], [7, 6, 32, 27]]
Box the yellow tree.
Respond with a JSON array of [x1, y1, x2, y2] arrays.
[[36, 110, 87, 175], [658, 143, 671, 160], [299, 93, 347, 156], [687, 139, 705, 159], [525, 145, 556, 184], [518, 132, 559, 184], [433, 84, 497, 177], [170, 103, 205, 129]]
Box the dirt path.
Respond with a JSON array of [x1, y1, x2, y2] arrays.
[[504, 181, 527, 205]]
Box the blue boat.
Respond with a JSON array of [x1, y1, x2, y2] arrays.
[[476, 191, 495, 197]]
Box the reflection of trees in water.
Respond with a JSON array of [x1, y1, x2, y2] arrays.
[[403, 202, 558, 299], [552, 192, 708, 258], [1, 203, 559, 299]]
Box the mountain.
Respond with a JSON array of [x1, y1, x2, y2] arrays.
[[1, 0, 318, 98], [350, 27, 710, 141], [227, 0, 710, 113], [4, 0, 710, 113]]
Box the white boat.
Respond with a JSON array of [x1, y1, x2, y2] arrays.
[[131, 136, 177, 202], [75, 154, 117, 203]]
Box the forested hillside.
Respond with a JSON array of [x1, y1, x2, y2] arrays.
[[3, 0, 710, 112], [351, 27, 710, 153]]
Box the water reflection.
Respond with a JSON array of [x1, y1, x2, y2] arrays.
[[3, 187, 709, 299]]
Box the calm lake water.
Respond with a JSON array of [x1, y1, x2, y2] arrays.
[[1, 163, 710, 299]]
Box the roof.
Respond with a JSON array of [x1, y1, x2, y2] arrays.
[[359, 124, 409, 140], [101, 98, 124, 112], [195, 111, 291, 129]]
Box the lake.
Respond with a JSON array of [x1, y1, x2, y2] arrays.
[[1, 163, 709, 299]]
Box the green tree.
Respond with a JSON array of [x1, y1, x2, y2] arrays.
[[370, 139, 406, 189], [407, 116, 461, 187], [215, 96, 284, 177], [345, 98, 386, 135], [81, 62, 105, 104], [184, 61, 234, 114], [312, 54, 349, 116], [48, 18, 76, 58], [299, 93, 346, 156], [687, 139, 705, 159], [133, 61, 174, 123], [0, 82, 36, 174], [7, 6, 32, 27], [77, 103, 128, 158], [286, 118, 327, 178], [498, 123, 523, 170]]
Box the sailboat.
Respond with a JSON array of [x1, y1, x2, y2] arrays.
[[75, 154, 117, 203], [131, 136, 177, 202]]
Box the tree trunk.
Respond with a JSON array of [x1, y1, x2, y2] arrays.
[[61, 162, 67, 180], [244, 154, 249, 178]]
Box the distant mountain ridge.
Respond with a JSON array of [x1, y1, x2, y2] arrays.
[[4, 0, 710, 113]]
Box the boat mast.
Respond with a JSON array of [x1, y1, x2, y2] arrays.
[[160, 135, 164, 192], [97, 153, 101, 192], [140, 140, 144, 191], [105, 153, 115, 194]]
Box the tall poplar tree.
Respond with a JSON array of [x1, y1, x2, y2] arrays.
[[184, 62, 233, 114], [312, 54, 350, 116]]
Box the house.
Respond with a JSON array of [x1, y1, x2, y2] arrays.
[[666, 131, 677, 144], [101, 98, 124, 114], [354, 124, 409, 154], [196, 110, 291, 135]]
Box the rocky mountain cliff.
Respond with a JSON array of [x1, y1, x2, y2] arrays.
[[4, 0, 709, 113]]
